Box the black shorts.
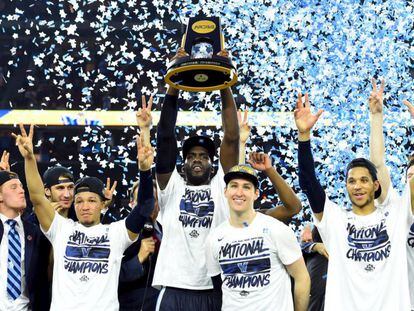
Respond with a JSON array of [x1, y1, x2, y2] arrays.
[[156, 287, 221, 311]]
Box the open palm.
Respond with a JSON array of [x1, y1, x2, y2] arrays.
[[294, 93, 323, 133]]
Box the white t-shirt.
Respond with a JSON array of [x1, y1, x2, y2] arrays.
[[408, 218, 414, 311], [315, 186, 412, 311], [206, 212, 302, 311], [42, 213, 134, 311], [152, 166, 229, 290]]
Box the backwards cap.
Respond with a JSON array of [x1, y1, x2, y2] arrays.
[[0, 171, 19, 187], [43, 166, 74, 188], [74, 177, 107, 200]]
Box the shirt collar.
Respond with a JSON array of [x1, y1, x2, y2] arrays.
[[0, 212, 22, 227]]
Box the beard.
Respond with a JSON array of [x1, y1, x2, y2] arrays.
[[183, 164, 212, 186]]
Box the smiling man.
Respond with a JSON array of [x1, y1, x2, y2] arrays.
[[153, 48, 239, 310], [13, 124, 155, 311], [295, 92, 412, 311], [205, 164, 310, 311], [43, 166, 75, 217]]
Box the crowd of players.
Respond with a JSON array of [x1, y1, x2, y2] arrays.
[[0, 50, 414, 311]]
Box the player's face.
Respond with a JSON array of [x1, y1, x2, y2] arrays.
[[225, 179, 258, 213], [74, 192, 104, 226], [407, 165, 414, 182], [183, 146, 212, 186], [346, 167, 378, 209], [48, 178, 75, 209], [0, 179, 26, 211]]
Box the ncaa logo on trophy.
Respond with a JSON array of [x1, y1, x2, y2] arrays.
[[165, 16, 238, 92]]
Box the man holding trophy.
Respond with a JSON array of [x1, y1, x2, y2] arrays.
[[153, 16, 240, 311]]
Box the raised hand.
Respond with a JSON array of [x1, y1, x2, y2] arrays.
[[137, 134, 154, 171], [368, 78, 385, 114], [217, 49, 230, 58], [103, 177, 117, 202], [294, 92, 323, 133], [136, 95, 153, 129], [402, 100, 414, 119], [12, 124, 35, 159], [248, 152, 272, 171], [170, 47, 189, 62], [0, 151, 10, 171], [238, 110, 251, 144]]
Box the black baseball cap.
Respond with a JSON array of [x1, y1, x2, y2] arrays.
[[0, 171, 19, 187], [346, 158, 381, 199], [74, 177, 107, 200], [43, 166, 74, 188], [182, 135, 216, 162], [224, 164, 259, 188]]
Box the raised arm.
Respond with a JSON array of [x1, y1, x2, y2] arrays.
[[369, 78, 390, 203], [218, 50, 239, 173], [294, 93, 325, 221], [410, 173, 414, 214], [285, 257, 310, 311], [155, 88, 178, 190], [125, 135, 155, 240], [155, 51, 188, 189], [136, 94, 153, 148], [238, 110, 251, 164], [12, 124, 55, 231], [403, 99, 414, 213], [248, 152, 302, 221]]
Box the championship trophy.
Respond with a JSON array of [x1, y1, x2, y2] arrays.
[[164, 16, 238, 92]]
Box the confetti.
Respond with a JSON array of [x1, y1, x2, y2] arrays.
[[1, 0, 413, 231]]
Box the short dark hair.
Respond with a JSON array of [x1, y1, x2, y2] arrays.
[[346, 158, 381, 199]]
